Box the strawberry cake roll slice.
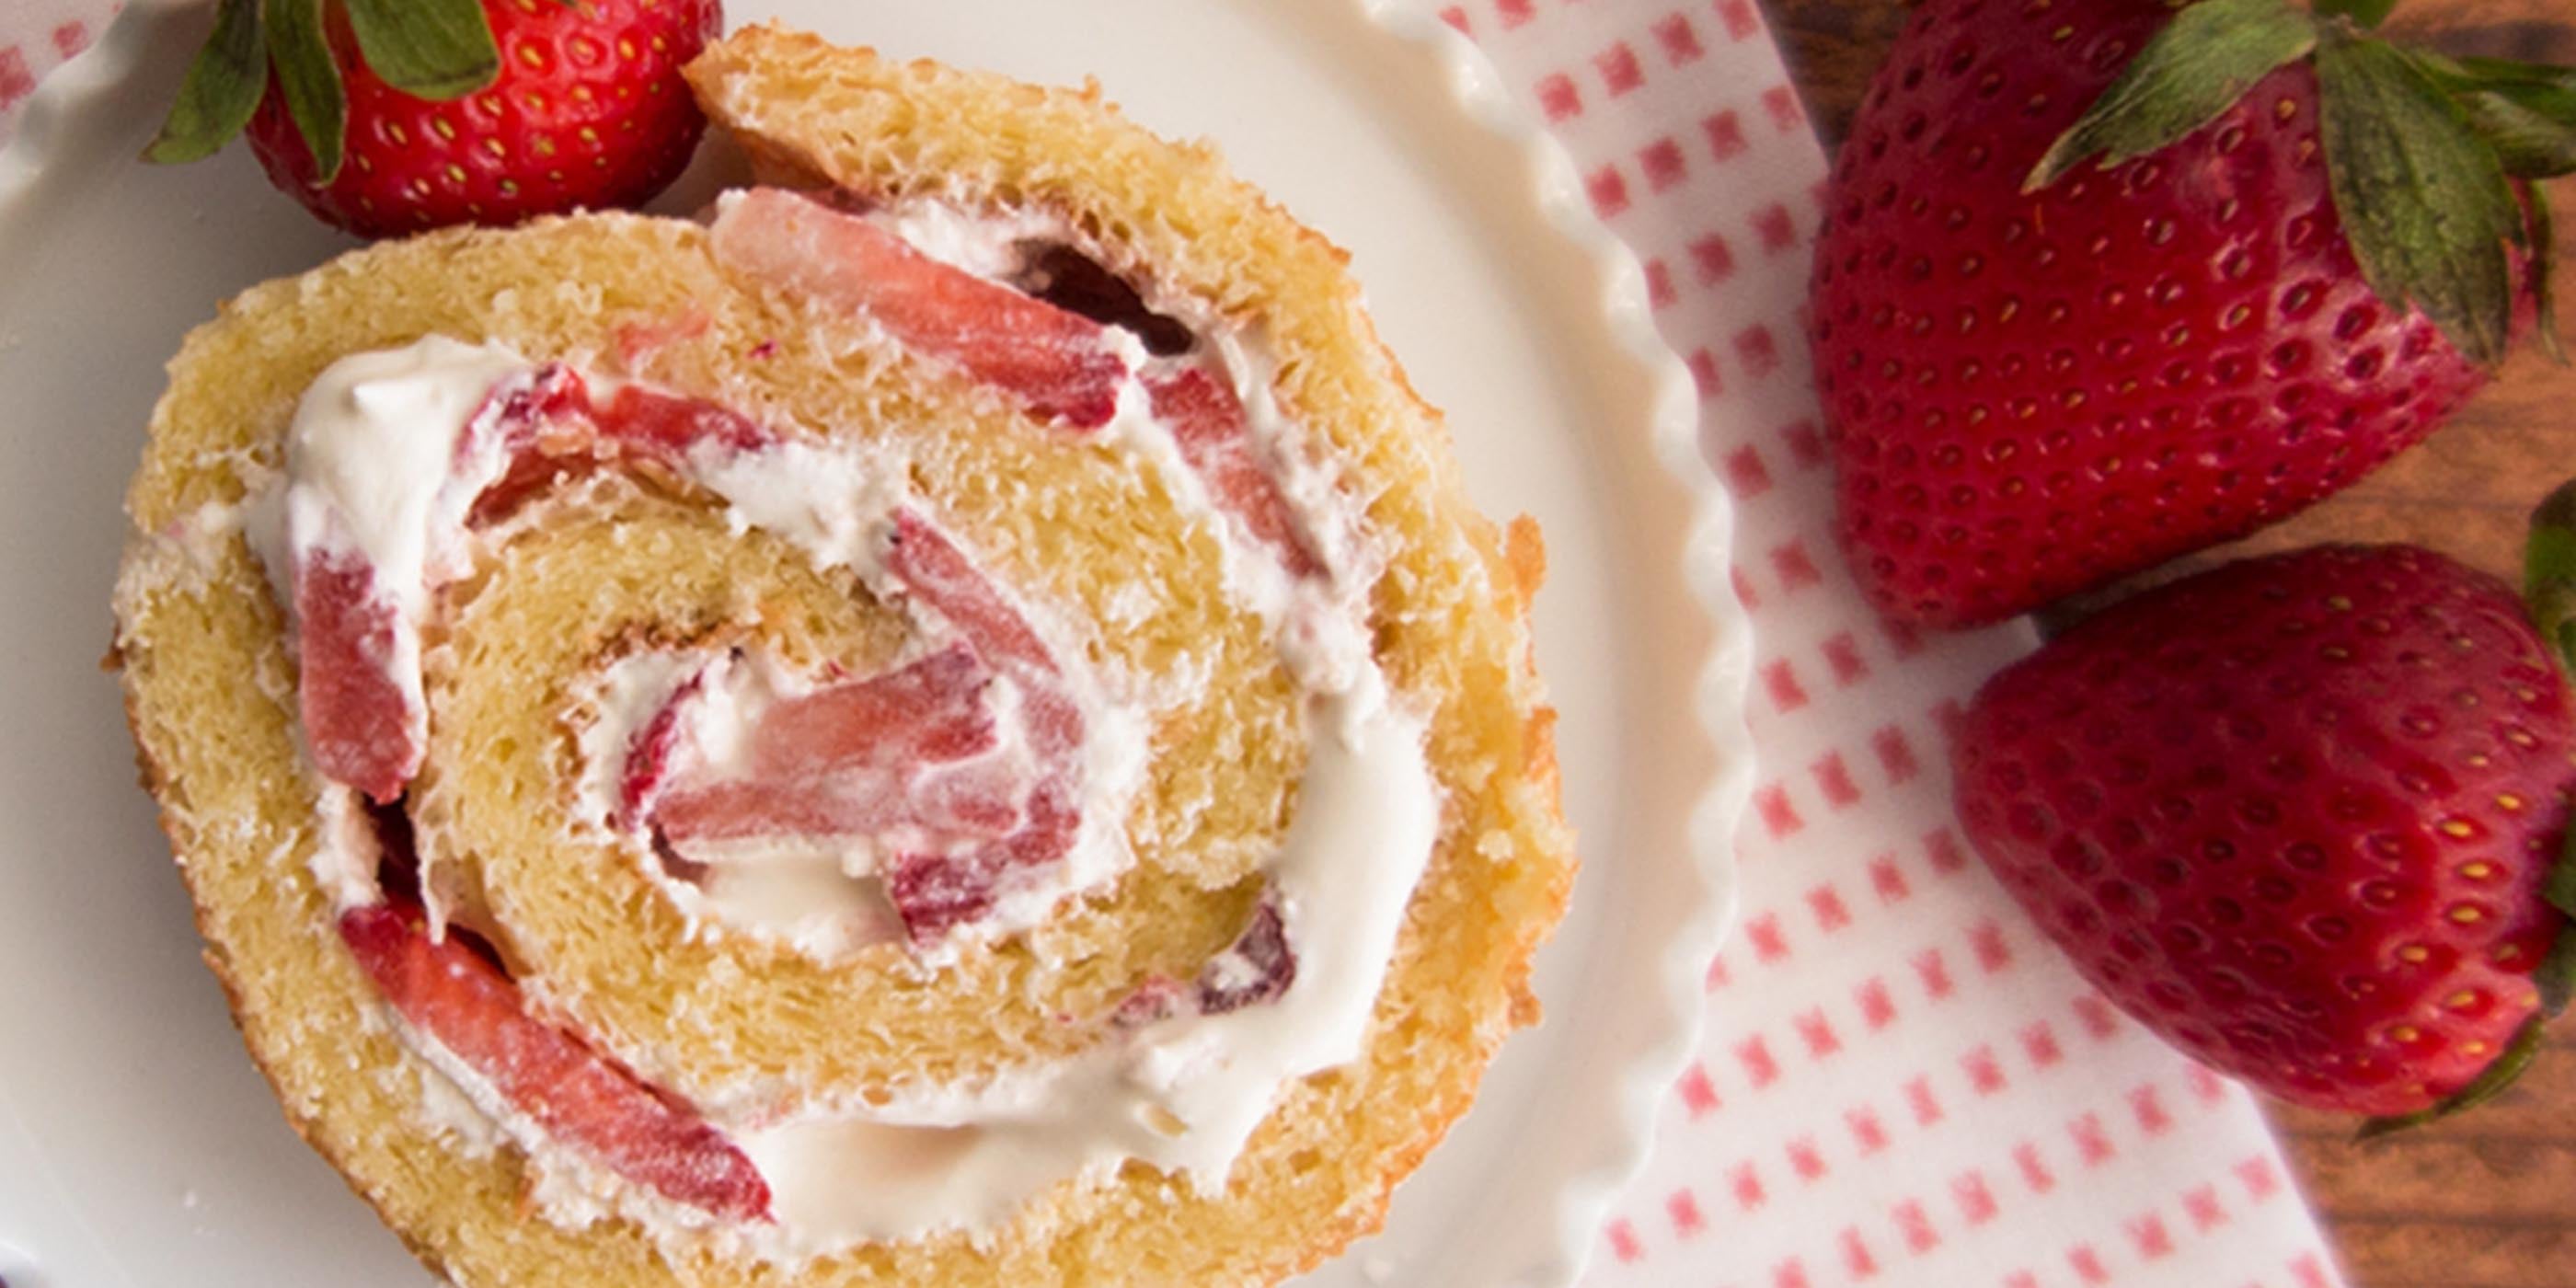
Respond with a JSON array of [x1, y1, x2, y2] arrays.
[[110, 24, 1572, 1288]]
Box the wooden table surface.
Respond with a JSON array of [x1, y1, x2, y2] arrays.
[[1765, 3, 2576, 1285]]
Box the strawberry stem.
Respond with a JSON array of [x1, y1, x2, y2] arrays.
[[2409, 52, 2576, 179]]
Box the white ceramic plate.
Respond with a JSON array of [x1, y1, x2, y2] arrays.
[[0, 2, 1751, 1285]]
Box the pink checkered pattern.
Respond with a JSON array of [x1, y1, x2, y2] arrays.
[[0, 0, 105, 135], [0, 1, 2345, 1283], [1439, 3, 2343, 1285]]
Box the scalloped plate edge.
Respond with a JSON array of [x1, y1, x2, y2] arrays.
[[1353, 3, 1755, 1284]]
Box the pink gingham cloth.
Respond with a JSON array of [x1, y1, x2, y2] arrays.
[[0, 2, 2347, 1285], [1441, 5, 2347, 1286], [0, 0, 102, 111]]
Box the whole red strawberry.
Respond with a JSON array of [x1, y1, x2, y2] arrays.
[[148, 0, 720, 238], [1954, 525, 2576, 1125], [1814, 0, 2568, 627]]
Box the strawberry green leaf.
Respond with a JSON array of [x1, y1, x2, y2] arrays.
[[2356, 1015, 2547, 1139], [2025, 0, 2318, 192], [2313, 0, 2399, 29], [2317, 30, 2522, 367], [264, 0, 345, 186], [144, 0, 265, 164], [2453, 85, 2576, 178], [2526, 479, 2576, 673], [344, 0, 500, 100], [2437, 55, 2576, 95], [2409, 52, 2576, 178]]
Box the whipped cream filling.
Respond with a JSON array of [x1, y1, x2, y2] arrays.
[[578, 644, 1112, 965], [870, 200, 1067, 282], [208, 188, 1443, 1260], [734, 674, 1432, 1254], [275, 337, 539, 738], [574, 650, 914, 960]]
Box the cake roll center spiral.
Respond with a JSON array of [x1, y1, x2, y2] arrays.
[[222, 185, 1446, 1257]]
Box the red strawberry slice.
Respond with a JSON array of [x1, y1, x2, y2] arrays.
[[464, 365, 599, 526], [881, 511, 1064, 685], [468, 369, 778, 529], [860, 513, 1096, 941], [638, 512, 1094, 944], [711, 190, 1127, 429], [652, 645, 1009, 845], [295, 548, 418, 803], [884, 782, 1081, 941], [615, 672, 706, 831], [594, 382, 776, 462], [1195, 897, 1297, 1016], [737, 646, 1001, 769], [339, 903, 772, 1221], [712, 190, 1333, 589], [880, 852, 1007, 940], [1146, 366, 1325, 581], [297, 365, 596, 799]]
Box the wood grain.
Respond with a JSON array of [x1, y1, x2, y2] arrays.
[[1765, 3, 2576, 1285]]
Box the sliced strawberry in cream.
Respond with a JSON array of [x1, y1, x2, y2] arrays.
[[712, 188, 1333, 596], [728, 645, 999, 769], [1196, 897, 1297, 1016], [284, 333, 1134, 952], [615, 671, 705, 831], [710, 189, 1127, 429], [282, 341, 540, 799], [294, 548, 421, 803], [874, 512, 1096, 941], [651, 644, 1009, 845], [339, 903, 773, 1222], [470, 370, 782, 531], [623, 512, 1099, 947], [885, 782, 1082, 942], [464, 365, 600, 525], [882, 511, 1066, 686], [1145, 365, 1326, 581], [594, 382, 776, 461]]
